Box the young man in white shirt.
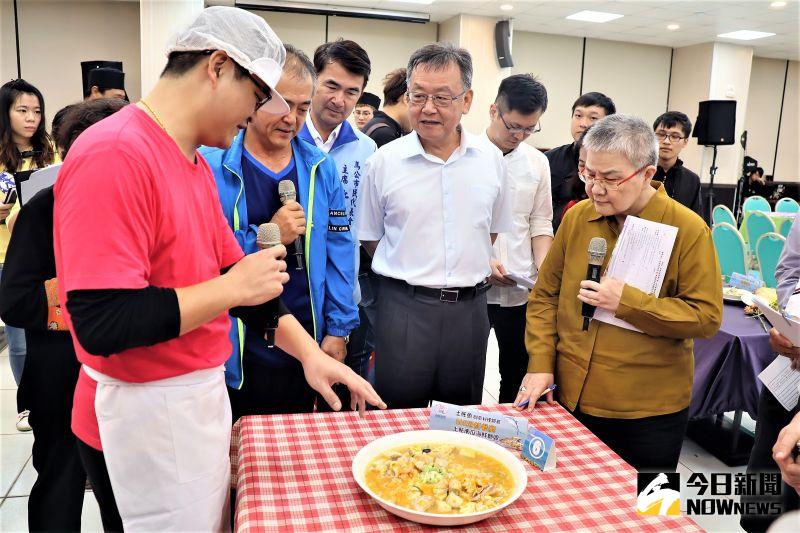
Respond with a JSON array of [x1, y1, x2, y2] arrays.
[[359, 43, 512, 409], [484, 74, 553, 403]]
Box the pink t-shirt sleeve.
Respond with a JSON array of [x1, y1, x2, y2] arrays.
[[55, 149, 154, 291]]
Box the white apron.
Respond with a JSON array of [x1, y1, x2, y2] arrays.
[[84, 365, 232, 532]]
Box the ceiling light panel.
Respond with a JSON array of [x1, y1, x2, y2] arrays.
[[717, 30, 776, 40], [566, 10, 624, 23]]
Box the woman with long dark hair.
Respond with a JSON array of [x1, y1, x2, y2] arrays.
[[0, 79, 57, 431], [0, 79, 55, 172]]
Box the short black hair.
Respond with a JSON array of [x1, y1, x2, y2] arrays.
[[382, 68, 407, 106], [52, 103, 78, 145], [653, 111, 692, 139], [160, 50, 249, 80], [161, 51, 208, 77], [313, 39, 371, 88], [57, 98, 129, 156], [754, 167, 764, 177], [495, 74, 547, 115], [571, 91, 615, 115]]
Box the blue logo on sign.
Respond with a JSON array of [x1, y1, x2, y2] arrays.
[[527, 436, 546, 460]]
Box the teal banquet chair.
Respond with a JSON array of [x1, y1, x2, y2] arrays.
[[780, 218, 793, 238], [775, 197, 799, 213], [711, 222, 748, 283], [745, 211, 776, 258], [743, 195, 771, 213], [712, 204, 736, 227], [757, 232, 786, 288]]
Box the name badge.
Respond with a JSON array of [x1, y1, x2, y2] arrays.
[[428, 401, 528, 449], [729, 272, 763, 291], [521, 428, 557, 472]]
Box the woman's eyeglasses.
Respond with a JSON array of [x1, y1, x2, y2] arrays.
[[579, 165, 649, 192]]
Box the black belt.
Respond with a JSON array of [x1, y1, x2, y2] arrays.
[[381, 276, 489, 303]]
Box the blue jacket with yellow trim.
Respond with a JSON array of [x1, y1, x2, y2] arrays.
[[298, 120, 376, 303], [200, 132, 359, 389]]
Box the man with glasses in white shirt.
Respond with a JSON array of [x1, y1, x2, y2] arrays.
[[483, 74, 553, 403], [359, 43, 512, 409]]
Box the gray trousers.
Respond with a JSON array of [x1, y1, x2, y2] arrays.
[[374, 276, 490, 409]]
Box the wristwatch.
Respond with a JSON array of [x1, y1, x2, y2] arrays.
[[342, 335, 350, 345]]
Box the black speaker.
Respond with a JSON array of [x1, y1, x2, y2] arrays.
[[495, 21, 513, 68], [693, 100, 736, 146]]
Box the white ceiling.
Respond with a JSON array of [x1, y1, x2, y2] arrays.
[[276, 0, 800, 61]]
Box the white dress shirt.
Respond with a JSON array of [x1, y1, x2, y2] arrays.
[[305, 114, 342, 153], [358, 129, 513, 288], [485, 133, 554, 307]]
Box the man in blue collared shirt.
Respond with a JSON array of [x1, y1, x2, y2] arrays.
[[299, 39, 378, 409]]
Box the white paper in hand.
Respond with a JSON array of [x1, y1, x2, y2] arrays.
[[593, 216, 678, 332], [753, 296, 800, 346], [20, 163, 61, 205], [504, 272, 535, 290], [758, 356, 800, 411]]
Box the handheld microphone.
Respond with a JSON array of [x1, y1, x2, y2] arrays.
[[278, 179, 304, 271], [256, 222, 281, 250], [256, 222, 282, 348], [581, 237, 607, 331]]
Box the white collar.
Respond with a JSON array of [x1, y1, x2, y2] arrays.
[[306, 114, 342, 145], [399, 127, 485, 160], [482, 129, 530, 158]]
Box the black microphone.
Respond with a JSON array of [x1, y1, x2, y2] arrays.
[[256, 222, 282, 348], [581, 237, 608, 331], [278, 179, 304, 271]]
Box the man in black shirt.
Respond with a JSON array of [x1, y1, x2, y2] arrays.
[[653, 111, 702, 217], [545, 91, 615, 231], [744, 166, 769, 199], [352, 91, 380, 130], [362, 68, 410, 148]]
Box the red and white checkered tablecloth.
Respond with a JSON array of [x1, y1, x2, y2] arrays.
[[231, 404, 702, 532]]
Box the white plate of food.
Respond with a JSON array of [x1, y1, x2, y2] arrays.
[[723, 286, 751, 304], [352, 430, 528, 527], [741, 291, 756, 307]]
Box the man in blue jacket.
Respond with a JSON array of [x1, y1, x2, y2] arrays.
[[201, 45, 359, 418], [300, 40, 377, 407]]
